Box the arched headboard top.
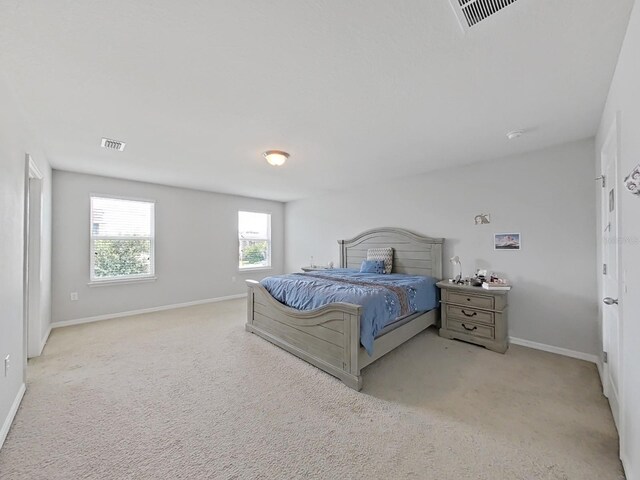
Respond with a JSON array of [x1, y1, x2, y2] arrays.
[[338, 228, 444, 279]]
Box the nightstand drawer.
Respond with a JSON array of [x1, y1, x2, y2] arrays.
[[446, 291, 494, 310], [447, 319, 494, 340], [446, 305, 495, 325]]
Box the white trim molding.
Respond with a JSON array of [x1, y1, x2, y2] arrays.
[[27, 154, 43, 180], [27, 326, 52, 359], [87, 276, 158, 287], [0, 383, 26, 450], [596, 358, 604, 387], [621, 455, 633, 480], [38, 326, 52, 356], [509, 337, 599, 364], [237, 267, 272, 273], [51, 294, 247, 329]]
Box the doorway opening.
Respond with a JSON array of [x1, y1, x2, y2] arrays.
[[23, 154, 44, 367]]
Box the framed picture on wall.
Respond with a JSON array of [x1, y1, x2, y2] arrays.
[[494, 233, 521, 251]]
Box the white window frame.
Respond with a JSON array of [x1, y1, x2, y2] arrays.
[[89, 194, 157, 286], [238, 211, 272, 272]]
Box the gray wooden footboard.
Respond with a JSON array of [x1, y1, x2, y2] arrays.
[[246, 279, 364, 390], [245, 227, 444, 391]]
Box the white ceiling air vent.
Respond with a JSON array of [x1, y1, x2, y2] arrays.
[[449, 0, 519, 31], [101, 137, 126, 152]]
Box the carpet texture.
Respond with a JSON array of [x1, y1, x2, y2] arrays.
[[0, 299, 624, 479]]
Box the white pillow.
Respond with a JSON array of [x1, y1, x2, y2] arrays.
[[367, 247, 393, 274]]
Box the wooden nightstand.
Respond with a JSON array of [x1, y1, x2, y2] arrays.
[[437, 280, 509, 353]]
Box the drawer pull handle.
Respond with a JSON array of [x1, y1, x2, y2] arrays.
[[461, 310, 477, 317], [461, 323, 478, 332]]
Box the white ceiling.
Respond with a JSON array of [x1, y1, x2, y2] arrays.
[[0, 0, 634, 201]]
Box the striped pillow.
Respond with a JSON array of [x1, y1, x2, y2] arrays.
[[367, 247, 393, 274]]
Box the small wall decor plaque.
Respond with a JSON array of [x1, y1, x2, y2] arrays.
[[474, 213, 491, 225], [624, 164, 640, 196], [494, 233, 521, 251]]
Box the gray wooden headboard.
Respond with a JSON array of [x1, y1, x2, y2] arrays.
[[338, 228, 444, 279]]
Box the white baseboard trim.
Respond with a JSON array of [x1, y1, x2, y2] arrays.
[[509, 337, 599, 364], [38, 326, 52, 355], [621, 454, 634, 480], [596, 359, 604, 387], [0, 383, 26, 451], [51, 293, 247, 329]]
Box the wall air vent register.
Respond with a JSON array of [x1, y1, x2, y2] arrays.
[[449, 0, 519, 30]]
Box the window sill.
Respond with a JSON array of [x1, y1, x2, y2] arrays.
[[88, 276, 158, 287], [238, 267, 273, 273]]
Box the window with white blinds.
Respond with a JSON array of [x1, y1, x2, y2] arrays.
[[90, 196, 155, 282], [238, 211, 271, 270]]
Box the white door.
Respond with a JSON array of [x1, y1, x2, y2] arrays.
[[601, 121, 621, 430]]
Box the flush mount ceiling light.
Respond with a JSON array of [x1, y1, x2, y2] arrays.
[[101, 137, 126, 151], [263, 150, 290, 166], [506, 130, 525, 140]]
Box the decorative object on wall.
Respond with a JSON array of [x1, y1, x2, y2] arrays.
[[506, 129, 525, 140], [449, 256, 463, 284], [623, 164, 640, 195], [474, 213, 491, 225], [494, 233, 521, 250]]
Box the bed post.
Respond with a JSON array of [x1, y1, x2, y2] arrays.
[[344, 310, 363, 391]]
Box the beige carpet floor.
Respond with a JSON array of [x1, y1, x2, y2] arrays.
[[0, 299, 623, 479]]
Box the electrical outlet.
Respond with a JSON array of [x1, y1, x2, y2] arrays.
[[4, 355, 10, 377], [70, 292, 78, 301], [231, 276, 236, 282]]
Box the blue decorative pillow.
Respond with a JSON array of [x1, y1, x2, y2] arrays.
[[360, 260, 385, 274], [367, 247, 393, 274]]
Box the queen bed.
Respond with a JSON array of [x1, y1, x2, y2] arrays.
[[245, 228, 444, 390]]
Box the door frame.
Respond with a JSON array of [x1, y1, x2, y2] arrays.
[[599, 112, 624, 444], [23, 154, 44, 369]]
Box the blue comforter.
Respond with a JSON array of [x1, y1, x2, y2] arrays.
[[260, 269, 439, 355]]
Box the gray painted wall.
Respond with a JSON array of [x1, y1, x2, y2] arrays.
[[596, 0, 640, 476], [285, 139, 598, 356], [0, 75, 52, 442], [52, 171, 284, 323]]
